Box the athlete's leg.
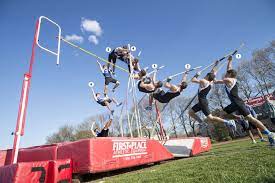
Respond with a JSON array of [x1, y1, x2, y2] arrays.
[[104, 119, 113, 130], [245, 114, 275, 145], [245, 115, 268, 131], [104, 85, 108, 96], [111, 97, 122, 107], [248, 130, 256, 143], [256, 128, 264, 140], [104, 101, 112, 112], [189, 109, 204, 123], [112, 81, 120, 92]]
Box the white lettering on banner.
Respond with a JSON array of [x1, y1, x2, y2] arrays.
[[112, 140, 147, 158], [200, 138, 208, 149]]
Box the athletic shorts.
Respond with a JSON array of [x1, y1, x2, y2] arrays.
[[97, 129, 109, 137], [108, 51, 117, 64], [97, 99, 112, 106], [224, 102, 250, 116], [153, 90, 180, 103], [105, 77, 117, 85], [191, 98, 210, 116]]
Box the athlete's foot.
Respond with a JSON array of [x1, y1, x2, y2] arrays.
[[267, 132, 275, 146], [116, 102, 122, 107], [111, 110, 114, 115], [260, 138, 268, 142], [252, 140, 257, 144], [145, 106, 152, 111]]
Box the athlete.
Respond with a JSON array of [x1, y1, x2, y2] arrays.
[[91, 86, 122, 114], [107, 45, 130, 73], [93, 116, 113, 137], [148, 72, 188, 108], [215, 55, 275, 146], [188, 60, 236, 131], [96, 60, 120, 95], [137, 69, 163, 94]]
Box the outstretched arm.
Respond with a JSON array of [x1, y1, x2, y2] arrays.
[[210, 60, 219, 75], [181, 72, 188, 83], [96, 60, 104, 73], [191, 72, 201, 84], [227, 55, 233, 71], [91, 88, 98, 101]]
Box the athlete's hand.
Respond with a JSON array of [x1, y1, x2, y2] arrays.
[[228, 55, 233, 61], [166, 77, 172, 82]]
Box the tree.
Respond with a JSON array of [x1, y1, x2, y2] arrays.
[[46, 124, 75, 144]]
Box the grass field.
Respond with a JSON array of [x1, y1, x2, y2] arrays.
[[93, 138, 275, 183]]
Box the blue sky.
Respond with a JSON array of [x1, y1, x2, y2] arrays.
[[1, 0, 275, 149]]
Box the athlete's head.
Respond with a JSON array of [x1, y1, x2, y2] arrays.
[[139, 69, 147, 77], [180, 81, 188, 91], [205, 72, 216, 81], [122, 45, 128, 49], [96, 93, 100, 97], [154, 81, 163, 88], [225, 69, 237, 78], [102, 65, 107, 69]]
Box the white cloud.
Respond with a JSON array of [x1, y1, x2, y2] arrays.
[[88, 35, 99, 45], [64, 34, 84, 43], [81, 18, 103, 36]]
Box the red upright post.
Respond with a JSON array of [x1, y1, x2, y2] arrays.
[[10, 20, 39, 164]]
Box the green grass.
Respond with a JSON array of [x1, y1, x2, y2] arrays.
[[98, 138, 275, 183]]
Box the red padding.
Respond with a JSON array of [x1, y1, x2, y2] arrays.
[[0, 159, 72, 183], [57, 137, 173, 174], [191, 137, 211, 156], [17, 144, 58, 163]]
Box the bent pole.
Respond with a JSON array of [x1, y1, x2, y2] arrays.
[[60, 37, 130, 73]]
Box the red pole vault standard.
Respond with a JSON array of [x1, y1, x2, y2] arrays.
[[11, 16, 61, 164]]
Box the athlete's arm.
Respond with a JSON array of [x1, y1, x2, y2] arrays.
[[211, 60, 219, 75], [181, 72, 187, 83], [191, 73, 201, 84], [96, 60, 104, 73], [91, 88, 98, 101], [227, 55, 233, 71]]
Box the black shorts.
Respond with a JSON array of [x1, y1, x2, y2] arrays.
[[97, 99, 112, 106], [191, 98, 210, 116], [97, 129, 109, 137], [153, 90, 180, 103], [224, 102, 250, 116], [108, 51, 117, 64], [105, 77, 117, 85]]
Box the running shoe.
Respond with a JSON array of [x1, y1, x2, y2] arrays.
[[260, 138, 268, 142], [268, 132, 275, 146], [116, 102, 122, 107]]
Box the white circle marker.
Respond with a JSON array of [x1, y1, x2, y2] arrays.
[[88, 81, 94, 88], [236, 53, 242, 59], [185, 64, 191, 70], [152, 64, 158, 69], [131, 46, 136, 52], [106, 47, 112, 53]]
